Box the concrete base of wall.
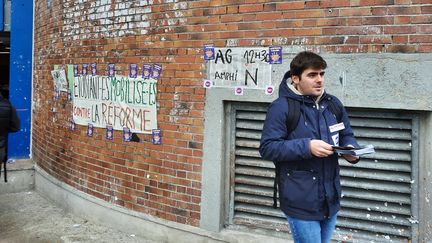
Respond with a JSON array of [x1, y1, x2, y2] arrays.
[[35, 165, 289, 243], [0, 159, 34, 194]]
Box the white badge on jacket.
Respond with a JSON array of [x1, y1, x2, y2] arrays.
[[329, 122, 345, 133]]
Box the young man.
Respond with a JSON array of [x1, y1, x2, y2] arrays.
[[259, 51, 359, 243], [0, 91, 20, 182]]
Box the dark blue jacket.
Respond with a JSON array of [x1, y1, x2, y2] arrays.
[[0, 94, 20, 150], [259, 80, 358, 220]]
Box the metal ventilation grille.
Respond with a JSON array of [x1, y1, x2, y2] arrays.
[[229, 103, 418, 243]]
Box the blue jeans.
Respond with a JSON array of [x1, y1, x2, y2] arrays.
[[287, 214, 337, 243]]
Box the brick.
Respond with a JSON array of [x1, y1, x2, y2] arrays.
[[220, 14, 243, 22], [203, 7, 227, 15], [352, 0, 395, 6], [314, 37, 346, 45], [263, 3, 276, 11], [238, 22, 263, 30], [303, 19, 317, 27], [188, 1, 210, 8], [384, 25, 416, 34], [304, 1, 320, 9], [256, 12, 282, 20], [276, 2, 305, 10], [394, 16, 410, 24], [411, 15, 432, 24], [239, 4, 263, 13], [226, 5, 239, 14], [319, 0, 350, 8], [360, 35, 392, 44], [386, 45, 417, 52], [362, 16, 394, 25], [275, 20, 303, 28], [421, 6, 432, 14], [316, 18, 343, 26], [418, 25, 432, 34], [410, 34, 432, 43], [419, 44, 432, 52], [219, 31, 244, 39], [187, 16, 210, 25], [389, 6, 421, 14], [294, 9, 325, 18]]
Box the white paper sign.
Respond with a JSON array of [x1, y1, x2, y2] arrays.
[[51, 69, 68, 91], [73, 75, 158, 134], [208, 47, 272, 88]]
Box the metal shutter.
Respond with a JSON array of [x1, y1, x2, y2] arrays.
[[228, 102, 419, 243]]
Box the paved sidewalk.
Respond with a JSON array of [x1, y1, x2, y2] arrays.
[[0, 191, 162, 243]]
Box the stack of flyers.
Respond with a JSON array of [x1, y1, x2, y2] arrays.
[[123, 127, 131, 142], [332, 144, 375, 157]]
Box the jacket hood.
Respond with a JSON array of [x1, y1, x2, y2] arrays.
[[278, 75, 326, 104]]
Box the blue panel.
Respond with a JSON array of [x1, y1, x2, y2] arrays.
[[0, 0, 3, 31], [8, 0, 33, 159]]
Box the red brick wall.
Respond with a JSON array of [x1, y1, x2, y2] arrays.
[[33, 0, 432, 227]]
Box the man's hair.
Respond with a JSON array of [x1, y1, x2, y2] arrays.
[[290, 51, 327, 77]]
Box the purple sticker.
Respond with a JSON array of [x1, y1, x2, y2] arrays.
[[204, 44, 215, 60], [91, 63, 97, 76], [152, 129, 162, 145], [129, 64, 138, 78], [106, 125, 113, 140], [123, 127, 131, 142], [234, 86, 244, 96], [87, 123, 94, 137], [142, 64, 152, 79], [69, 119, 76, 131], [108, 63, 115, 77], [73, 64, 79, 77], [265, 85, 275, 95], [82, 64, 88, 76], [269, 46, 282, 64], [203, 79, 212, 88], [152, 64, 162, 80]]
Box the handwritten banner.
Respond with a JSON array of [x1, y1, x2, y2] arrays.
[[73, 75, 157, 134], [208, 47, 272, 88]]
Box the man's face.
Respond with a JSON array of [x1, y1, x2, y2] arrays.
[[292, 67, 325, 97]]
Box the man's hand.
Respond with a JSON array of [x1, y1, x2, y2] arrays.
[[342, 144, 360, 163], [310, 140, 334, 157]]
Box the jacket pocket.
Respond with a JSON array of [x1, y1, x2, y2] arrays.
[[280, 170, 320, 212], [333, 172, 342, 202]]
